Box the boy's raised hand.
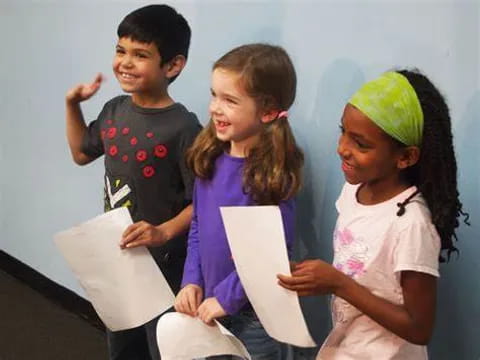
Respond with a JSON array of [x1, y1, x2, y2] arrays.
[[66, 73, 103, 103], [277, 259, 347, 297], [197, 297, 227, 325], [120, 220, 170, 249], [174, 284, 203, 317]]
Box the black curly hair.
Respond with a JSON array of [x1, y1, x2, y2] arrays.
[[394, 69, 469, 261]]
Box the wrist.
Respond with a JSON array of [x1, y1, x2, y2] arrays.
[[157, 221, 174, 242], [333, 271, 354, 298], [65, 96, 81, 106]]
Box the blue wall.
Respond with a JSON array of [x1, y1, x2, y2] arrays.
[[1, 1, 478, 358]]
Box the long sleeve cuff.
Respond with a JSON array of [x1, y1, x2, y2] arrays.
[[213, 274, 248, 315]]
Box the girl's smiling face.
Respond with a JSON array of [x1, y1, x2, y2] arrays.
[[337, 104, 408, 195], [209, 68, 265, 157]]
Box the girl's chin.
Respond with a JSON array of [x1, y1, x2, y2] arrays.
[[343, 175, 361, 185]]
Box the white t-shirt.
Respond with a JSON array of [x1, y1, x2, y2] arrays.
[[317, 183, 441, 360]]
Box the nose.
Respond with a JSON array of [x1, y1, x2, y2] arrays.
[[209, 97, 221, 116], [337, 134, 351, 159], [120, 54, 133, 68]]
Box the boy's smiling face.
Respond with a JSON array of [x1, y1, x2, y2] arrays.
[[113, 37, 170, 98]]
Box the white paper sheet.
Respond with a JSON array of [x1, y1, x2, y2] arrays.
[[54, 207, 175, 331], [220, 206, 316, 347], [156, 312, 251, 360]]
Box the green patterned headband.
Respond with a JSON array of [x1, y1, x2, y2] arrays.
[[349, 72, 424, 146]]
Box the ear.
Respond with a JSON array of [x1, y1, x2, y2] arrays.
[[261, 110, 279, 124], [164, 55, 187, 80], [397, 146, 420, 169]]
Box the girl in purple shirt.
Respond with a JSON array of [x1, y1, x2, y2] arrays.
[[174, 43, 304, 359]]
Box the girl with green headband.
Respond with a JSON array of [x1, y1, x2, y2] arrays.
[[278, 69, 468, 359]]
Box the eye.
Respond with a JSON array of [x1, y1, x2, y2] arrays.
[[115, 47, 125, 54], [136, 53, 148, 59], [355, 140, 370, 150], [339, 124, 345, 134], [226, 97, 238, 105]]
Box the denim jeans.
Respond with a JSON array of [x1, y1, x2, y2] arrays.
[[209, 311, 282, 360]]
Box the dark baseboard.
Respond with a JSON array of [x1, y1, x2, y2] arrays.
[[0, 250, 105, 331]]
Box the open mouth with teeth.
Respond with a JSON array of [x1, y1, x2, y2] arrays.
[[215, 120, 230, 130], [341, 161, 355, 172], [119, 72, 138, 80]]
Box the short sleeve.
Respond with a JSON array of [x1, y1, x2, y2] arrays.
[[81, 101, 113, 159], [81, 119, 104, 159], [177, 114, 202, 201], [393, 221, 441, 277]]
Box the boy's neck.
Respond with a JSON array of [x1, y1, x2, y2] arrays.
[[131, 91, 174, 109]]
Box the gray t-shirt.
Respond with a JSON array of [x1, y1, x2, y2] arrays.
[[82, 95, 202, 261]]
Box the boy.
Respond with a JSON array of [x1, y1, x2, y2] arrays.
[[65, 5, 201, 360]]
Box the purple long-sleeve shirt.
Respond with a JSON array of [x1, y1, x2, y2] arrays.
[[181, 152, 296, 315]]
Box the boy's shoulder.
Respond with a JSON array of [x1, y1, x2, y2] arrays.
[[171, 103, 201, 127], [103, 95, 130, 109]]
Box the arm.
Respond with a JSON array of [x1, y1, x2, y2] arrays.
[[197, 199, 297, 324], [336, 269, 436, 345], [198, 200, 296, 323], [121, 122, 199, 248], [175, 186, 205, 315], [196, 270, 244, 325], [65, 73, 103, 165], [278, 260, 436, 345]]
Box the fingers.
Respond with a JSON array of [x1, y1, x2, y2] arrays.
[[66, 73, 104, 103], [197, 303, 215, 326], [185, 288, 200, 315], [197, 298, 225, 326], [175, 289, 192, 315], [279, 280, 315, 294], [277, 273, 310, 285], [92, 73, 104, 85], [120, 222, 147, 248], [86, 73, 103, 94], [195, 288, 203, 308], [175, 286, 203, 317], [277, 273, 316, 294], [174, 292, 194, 316], [174, 292, 190, 315]]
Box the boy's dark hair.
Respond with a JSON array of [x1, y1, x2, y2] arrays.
[[395, 69, 469, 261], [117, 4, 191, 82]]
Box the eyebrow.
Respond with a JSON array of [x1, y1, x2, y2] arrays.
[[341, 118, 372, 143], [210, 88, 241, 102], [116, 44, 152, 55]]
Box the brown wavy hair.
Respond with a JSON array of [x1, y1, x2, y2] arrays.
[[186, 43, 304, 205]]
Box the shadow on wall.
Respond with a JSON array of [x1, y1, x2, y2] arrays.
[[429, 90, 480, 360], [292, 59, 364, 358], [180, 2, 285, 121]]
